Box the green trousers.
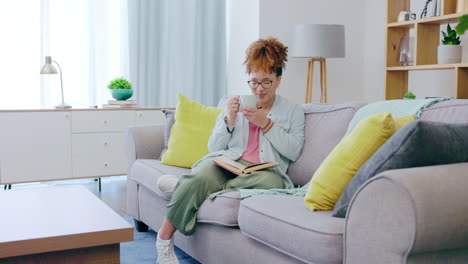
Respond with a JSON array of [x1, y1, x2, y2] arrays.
[[166, 157, 284, 235]]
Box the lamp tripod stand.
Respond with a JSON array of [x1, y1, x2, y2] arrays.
[[305, 58, 327, 104], [291, 24, 345, 104]]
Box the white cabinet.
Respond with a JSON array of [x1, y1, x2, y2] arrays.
[[0, 112, 72, 183], [70, 110, 133, 178], [0, 108, 165, 184], [72, 111, 135, 133], [134, 110, 165, 125], [70, 110, 162, 178], [72, 133, 127, 177]]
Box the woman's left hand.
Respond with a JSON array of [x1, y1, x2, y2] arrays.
[[241, 107, 269, 128]]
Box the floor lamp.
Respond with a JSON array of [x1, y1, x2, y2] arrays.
[[291, 24, 345, 103]]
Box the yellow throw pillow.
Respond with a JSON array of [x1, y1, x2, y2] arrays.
[[395, 115, 415, 130], [160, 93, 222, 168], [304, 112, 398, 211]]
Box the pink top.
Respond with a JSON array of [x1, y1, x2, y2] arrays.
[[240, 122, 261, 164]]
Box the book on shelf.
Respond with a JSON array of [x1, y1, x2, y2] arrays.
[[212, 155, 278, 175], [426, 0, 441, 17], [102, 104, 139, 109], [108, 100, 136, 105]]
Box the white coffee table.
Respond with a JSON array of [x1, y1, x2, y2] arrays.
[[0, 185, 133, 263]]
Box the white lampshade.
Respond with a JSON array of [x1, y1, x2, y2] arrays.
[[290, 24, 345, 58], [40, 56, 58, 74]]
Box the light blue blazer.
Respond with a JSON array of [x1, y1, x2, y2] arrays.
[[194, 95, 305, 189]]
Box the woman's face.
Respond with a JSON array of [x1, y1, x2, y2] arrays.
[[248, 70, 281, 107]]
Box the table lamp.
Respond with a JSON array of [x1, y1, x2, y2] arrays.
[[291, 24, 345, 103], [40, 56, 71, 109]]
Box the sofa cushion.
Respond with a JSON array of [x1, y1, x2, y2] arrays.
[[130, 159, 242, 226], [157, 96, 231, 160], [161, 93, 222, 168], [287, 102, 366, 186], [419, 99, 468, 123], [304, 112, 408, 212], [239, 195, 344, 264], [130, 159, 190, 200], [160, 109, 175, 158], [333, 120, 468, 218], [198, 191, 241, 226]]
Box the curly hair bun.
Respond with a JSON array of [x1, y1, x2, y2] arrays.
[[244, 37, 288, 76]]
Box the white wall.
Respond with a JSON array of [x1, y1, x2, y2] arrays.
[[226, 0, 259, 96], [227, 0, 467, 103], [362, 0, 386, 101], [259, 0, 367, 104]]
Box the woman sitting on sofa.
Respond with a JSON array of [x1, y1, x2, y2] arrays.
[[156, 37, 305, 264]]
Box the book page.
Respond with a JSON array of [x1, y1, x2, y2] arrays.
[[244, 162, 271, 169], [215, 156, 247, 170], [244, 162, 278, 173]]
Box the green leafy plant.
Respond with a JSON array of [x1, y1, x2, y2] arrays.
[[107, 77, 133, 90], [441, 24, 461, 45], [456, 14, 468, 35], [403, 91, 416, 99]]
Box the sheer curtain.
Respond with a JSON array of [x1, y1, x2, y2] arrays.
[[0, 0, 128, 109], [127, 0, 227, 107], [0, 0, 226, 109], [0, 1, 42, 109]]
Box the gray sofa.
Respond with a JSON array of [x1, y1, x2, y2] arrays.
[[125, 100, 468, 264]]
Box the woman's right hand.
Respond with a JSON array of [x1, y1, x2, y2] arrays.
[[226, 96, 240, 126]]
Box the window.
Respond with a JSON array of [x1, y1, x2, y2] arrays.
[[0, 0, 128, 109]]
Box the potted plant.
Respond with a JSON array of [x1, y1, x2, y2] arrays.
[[403, 91, 416, 99], [456, 14, 468, 35], [438, 24, 462, 64], [107, 77, 134, 100]]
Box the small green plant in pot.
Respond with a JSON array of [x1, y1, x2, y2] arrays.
[[456, 14, 468, 35], [403, 91, 416, 99], [108, 77, 133, 100], [438, 24, 462, 64]]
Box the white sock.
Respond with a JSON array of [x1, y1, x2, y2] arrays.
[[157, 175, 179, 193], [157, 233, 172, 245]]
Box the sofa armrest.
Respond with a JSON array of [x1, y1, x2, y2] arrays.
[[125, 124, 165, 170], [344, 162, 468, 264]]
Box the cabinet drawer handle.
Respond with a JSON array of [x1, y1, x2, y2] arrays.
[[103, 141, 108, 146], [104, 162, 108, 167], [65, 113, 70, 118], [103, 120, 108, 124], [138, 112, 143, 117]]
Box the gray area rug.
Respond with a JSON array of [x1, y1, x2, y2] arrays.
[[120, 216, 200, 264]]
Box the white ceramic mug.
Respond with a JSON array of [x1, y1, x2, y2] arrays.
[[239, 95, 257, 109]]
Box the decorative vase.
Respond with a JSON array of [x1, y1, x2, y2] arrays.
[[110, 89, 133, 100], [437, 45, 462, 64], [398, 36, 414, 66]]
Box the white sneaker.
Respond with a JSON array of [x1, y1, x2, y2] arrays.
[[157, 175, 179, 194], [156, 234, 179, 264]]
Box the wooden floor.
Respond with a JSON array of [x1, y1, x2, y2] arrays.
[[3, 176, 129, 219]]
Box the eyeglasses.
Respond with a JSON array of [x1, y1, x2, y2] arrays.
[[247, 80, 273, 89]]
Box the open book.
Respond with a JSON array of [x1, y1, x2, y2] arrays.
[[212, 155, 278, 175]]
